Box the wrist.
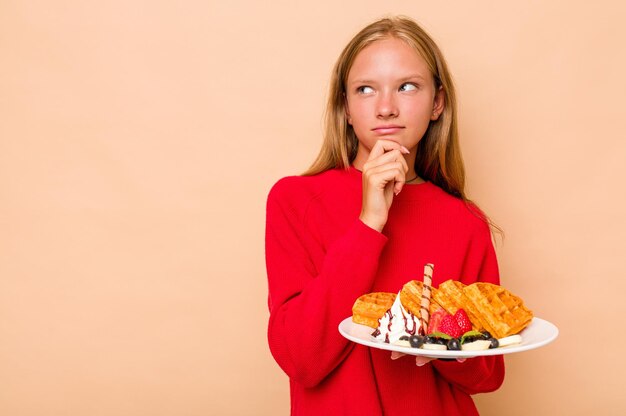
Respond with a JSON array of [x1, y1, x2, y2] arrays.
[[359, 214, 385, 233]]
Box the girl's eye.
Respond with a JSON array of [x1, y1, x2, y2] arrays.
[[357, 86, 374, 94], [399, 83, 418, 92]]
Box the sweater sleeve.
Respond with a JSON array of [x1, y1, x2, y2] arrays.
[[431, 221, 505, 395], [265, 179, 388, 388]]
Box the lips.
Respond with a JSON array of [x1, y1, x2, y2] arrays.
[[373, 125, 404, 135]]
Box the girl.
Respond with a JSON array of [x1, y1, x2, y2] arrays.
[[265, 16, 503, 415]]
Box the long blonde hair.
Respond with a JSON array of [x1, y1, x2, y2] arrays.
[[304, 16, 465, 198]]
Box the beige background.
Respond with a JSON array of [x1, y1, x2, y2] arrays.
[[1, 0, 625, 415]]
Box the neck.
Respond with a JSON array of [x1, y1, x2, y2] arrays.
[[405, 173, 424, 184]]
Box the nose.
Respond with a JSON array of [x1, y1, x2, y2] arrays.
[[376, 90, 398, 118]]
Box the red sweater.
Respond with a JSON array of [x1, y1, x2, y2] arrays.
[[265, 166, 504, 415]]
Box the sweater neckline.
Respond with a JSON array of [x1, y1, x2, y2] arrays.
[[346, 165, 434, 201]]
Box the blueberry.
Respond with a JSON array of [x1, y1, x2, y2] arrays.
[[488, 338, 499, 349], [481, 331, 492, 340], [447, 338, 461, 350], [399, 335, 409, 341], [409, 335, 424, 348], [462, 336, 476, 344]]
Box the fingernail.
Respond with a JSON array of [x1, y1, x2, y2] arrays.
[[401, 146, 410, 154], [415, 357, 431, 366]]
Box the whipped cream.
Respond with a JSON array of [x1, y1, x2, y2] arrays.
[[371, 292, 419, 344]]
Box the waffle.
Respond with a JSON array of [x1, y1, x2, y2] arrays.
[[399, 280, 443, 319], [433, 280, 484, 331], [463, 282, 533, 338], [352, 292, 396, 328]]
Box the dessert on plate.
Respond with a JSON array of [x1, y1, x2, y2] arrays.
[[351, 264, 533, 352]]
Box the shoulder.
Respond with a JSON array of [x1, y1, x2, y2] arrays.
[[267, 168, 351, 213], [268, 169, 341, 200]]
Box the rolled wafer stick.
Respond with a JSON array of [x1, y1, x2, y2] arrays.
[[420, 263, 434, 334]]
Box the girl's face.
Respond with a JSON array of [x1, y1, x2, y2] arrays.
[[345, 37, 444, 163]]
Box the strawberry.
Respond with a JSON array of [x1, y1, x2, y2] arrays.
[[427, 308, 447, 334], [439, 314, 463, 338], [454, 309, 473, 334]]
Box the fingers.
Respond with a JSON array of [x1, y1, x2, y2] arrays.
[[363, 163, 408, 195], [391, 352, 434, 366], [368, 139, 410, 160], [415, 356, 435, 367], [390, 353, 466, 367], [363, 148, 409, 175], [364, 141, 410, 195], [363, 152, 409, 196]]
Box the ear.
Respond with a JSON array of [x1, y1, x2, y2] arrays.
[[343, 93, 352, 125], [430, 86, 445, 121]]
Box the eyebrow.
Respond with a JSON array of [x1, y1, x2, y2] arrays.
[[349, 74, 427, 86]]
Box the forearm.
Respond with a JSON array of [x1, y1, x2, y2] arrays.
[[267, 219, 387, 387]]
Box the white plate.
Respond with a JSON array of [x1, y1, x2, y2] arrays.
[[338, 317, 558, 358]]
